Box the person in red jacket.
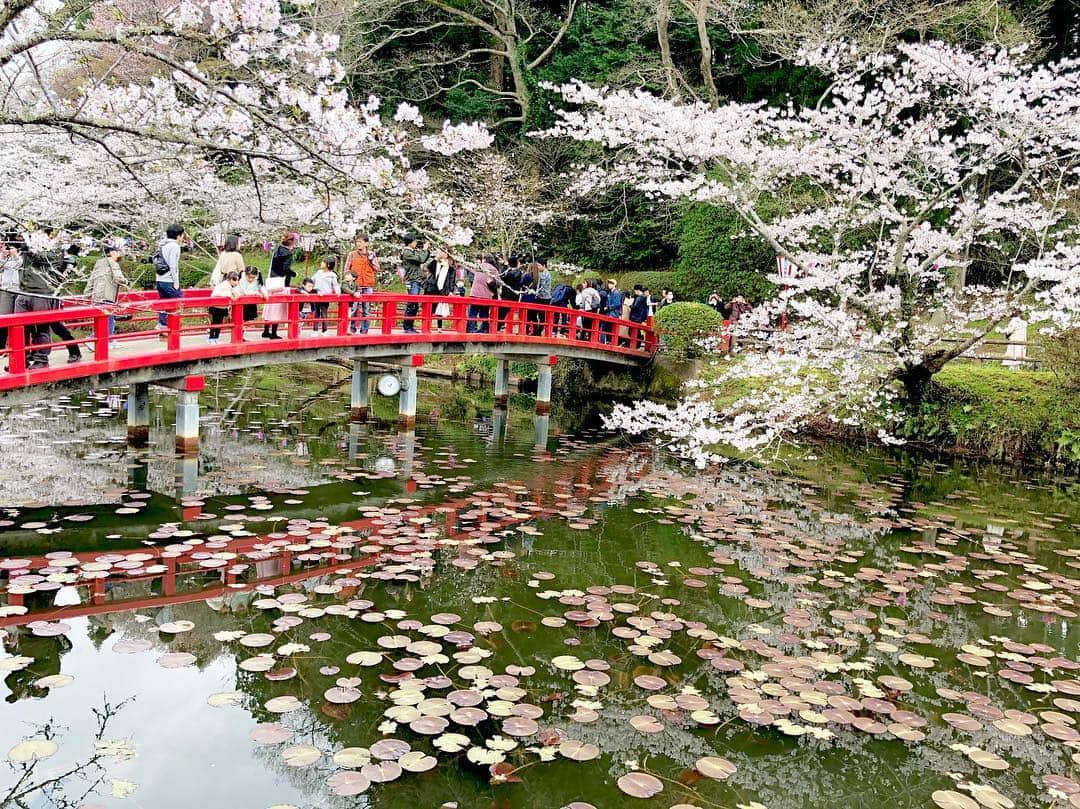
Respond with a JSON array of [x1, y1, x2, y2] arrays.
[[343, 234, 379, 333]]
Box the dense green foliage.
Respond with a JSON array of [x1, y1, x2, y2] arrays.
[[654, 302, 726, 359], [673, 204, 776, 304]]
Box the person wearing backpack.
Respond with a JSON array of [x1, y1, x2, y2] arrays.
[[153, 223, 184, 329]]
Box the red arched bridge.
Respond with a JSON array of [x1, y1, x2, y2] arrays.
[[0, 291, 657, 446]]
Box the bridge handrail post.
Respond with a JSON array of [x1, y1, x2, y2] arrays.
[[167, 312, 182, 351], [7, 322, 26, 373], [645, 316, 658, 353], [230, 302, 244, 343], [420, 296, 433, 334], [93, 314, 110, 360], [381, 301, 395, 335], [453, 300, 467, 334], [336, 296, 349, 336], [287, 299, 301, 340]]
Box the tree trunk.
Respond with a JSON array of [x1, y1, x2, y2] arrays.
[[656, 0, 679, 97], [896, 362, 935, 407], [489, 47, 505, 91], [505, 40, 529, 120], [687, 0, 719, 106], [495, 8, 529, 122]]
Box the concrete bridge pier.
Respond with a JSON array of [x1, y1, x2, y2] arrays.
[[175, 391, 200, 455], [160, 376, 205, 455], [127, 382, 150, 447], [399, 355, 421, 429], [494, 358, 510, 409], [351, 361, 369, 422], [535, 356, 556, 415]]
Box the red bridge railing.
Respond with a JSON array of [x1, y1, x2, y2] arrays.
[[0, 291, 657, 391]]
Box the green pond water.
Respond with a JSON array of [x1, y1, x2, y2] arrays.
[[1, 372, 1079, 809]]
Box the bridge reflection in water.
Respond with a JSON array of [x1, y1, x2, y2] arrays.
[[0, 414, 650, 630]]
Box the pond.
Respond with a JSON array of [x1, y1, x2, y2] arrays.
[[1, 369, 1079, 809]]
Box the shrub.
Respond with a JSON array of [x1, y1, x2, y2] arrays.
[[673, 203, 776, 304], [621, 270, 680, 297], [654, 302, 726, 359]]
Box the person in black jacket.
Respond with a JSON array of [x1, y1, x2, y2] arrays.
[[13, 247, 71, 368], [628, 285, 650, 349], [423, 248, 456, 329], [497, 255, 522, 332], [269, 233, 297, 287], [400, 235, 430, 333]]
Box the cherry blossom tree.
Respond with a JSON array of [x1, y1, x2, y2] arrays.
[[540, 42, 1080, 460], [0, 0, 492, 253], [440, 150, 567, 259]]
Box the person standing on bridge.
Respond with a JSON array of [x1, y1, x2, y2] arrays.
[[312, 257, 340, 333], [601, 279, 624, 345], [343, 234, 378, 334], [154, 223, 184, 330], [400, 235, 430, 334], [424, 247, 455, 330], [269, 233, 297, 287], [209, 234, 244, 287], [14, 245, 68, 368], [0, 239, 23, 359], [466, 256, 497, 334], [84, 246, 127, 342], [628, 284, 650, 349]]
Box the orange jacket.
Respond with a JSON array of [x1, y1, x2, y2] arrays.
[[346, 251, 377, 287]]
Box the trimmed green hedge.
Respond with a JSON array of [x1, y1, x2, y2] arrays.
[[673, 203, 776, 304], [654, 302, 726, 359]]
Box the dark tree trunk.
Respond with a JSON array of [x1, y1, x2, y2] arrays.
[[896, 362, 935, 407]]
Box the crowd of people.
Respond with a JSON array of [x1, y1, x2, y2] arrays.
[[0, 224, 678, 368]]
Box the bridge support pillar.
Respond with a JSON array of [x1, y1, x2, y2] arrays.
[[494, 358, 510, 409], [535, 356, 556, 415], [127, 382, 150, 447], [175, 391, 200, 455], [399, 355, 421, 429], [351, 361, 370, 422]]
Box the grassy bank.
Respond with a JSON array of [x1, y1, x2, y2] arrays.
[[900, 364, 1080, 465], [691, 356, 1080, 467]]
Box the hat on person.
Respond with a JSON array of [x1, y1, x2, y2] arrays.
[[607, 278, 617, 284]]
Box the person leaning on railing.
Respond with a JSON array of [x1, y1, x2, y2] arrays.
[[207, 271, 241, 344], [238, 266, 268, 323]]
